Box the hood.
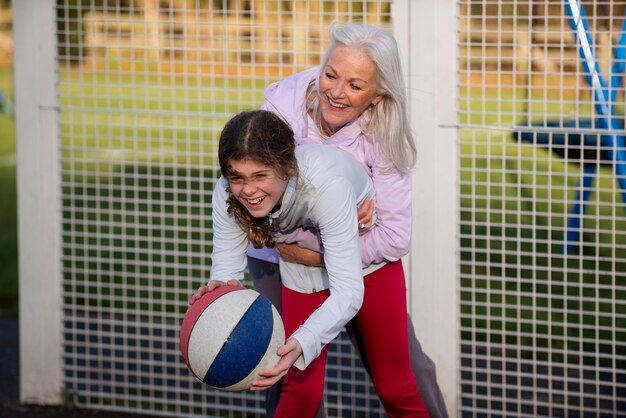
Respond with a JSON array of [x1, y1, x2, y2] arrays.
[[263, 67, 319, 140], [263, 67, 365, 147]]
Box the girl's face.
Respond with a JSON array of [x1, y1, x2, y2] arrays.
[[226, 158, 289, 218], [318, 44, 383, 133]]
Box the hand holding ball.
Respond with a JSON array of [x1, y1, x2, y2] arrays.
[[180, 285, 285, 391]]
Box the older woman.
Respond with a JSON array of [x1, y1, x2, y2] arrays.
[[248, 22, 448, 418]]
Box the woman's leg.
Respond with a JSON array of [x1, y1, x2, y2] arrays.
[[274, 286, 330, 418], [406, 315, 449, 418], [353, 261, 429, 417], [248, 256, 283, 416], [345, 311, 448, 418], [249, 256, 282, 312]]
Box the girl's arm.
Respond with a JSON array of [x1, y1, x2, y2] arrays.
[[188, 279, 241, 305], [287, 179, 365, 370], [207, 177, 250, 284]]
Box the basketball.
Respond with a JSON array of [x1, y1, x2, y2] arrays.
[[179, 285, 285, 391]]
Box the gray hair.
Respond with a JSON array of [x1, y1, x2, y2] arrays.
[[309, 21, 416, 173]]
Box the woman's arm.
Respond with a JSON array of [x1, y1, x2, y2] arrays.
[[273, 196, 373, 267], [276, 242, 324, 266], [358, 161, 412, 266], [273, 227, 324, 266], [357, 196, 374, 235]]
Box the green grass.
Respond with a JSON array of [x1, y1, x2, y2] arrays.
[[55, 69, 265, 314], [62, 163, 220, 313], [458, 88, 626, 355], [3, 66, 625, 351], [0, 67, 266, 314], [459, 87, 626, 262], [58, 70, 268, 178]]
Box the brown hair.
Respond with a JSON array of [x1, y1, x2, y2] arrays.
[[218, 110, 298, 248]]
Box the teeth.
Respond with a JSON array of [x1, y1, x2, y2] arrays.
[[328, 98, 347, 108], [248, 197, 264, 204]]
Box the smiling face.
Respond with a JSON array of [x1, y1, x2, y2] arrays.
[[226, 157, 289, 218], [318, 44, 383, 134]]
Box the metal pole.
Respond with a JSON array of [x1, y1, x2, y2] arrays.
[[394, 0, 459, 415], [14, 0, 63, 404]]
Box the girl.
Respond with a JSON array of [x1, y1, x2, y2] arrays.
[[189, 110, 428, 417]]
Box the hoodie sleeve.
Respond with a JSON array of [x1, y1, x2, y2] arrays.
[[358, 154, 412, 266], [260, 81, 279, 111], [260, 67, 320, 127], [289, 178, 364, 369], [208, 177, 250, 284]]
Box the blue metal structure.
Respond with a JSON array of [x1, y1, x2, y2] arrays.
[[513, 0, 626, 253]]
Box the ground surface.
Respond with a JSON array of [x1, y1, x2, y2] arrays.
[[0, 311, 148, 418]]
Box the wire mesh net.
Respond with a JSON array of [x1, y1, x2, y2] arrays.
[[57, 1, 391, 416], [459, 1, 626, 416]]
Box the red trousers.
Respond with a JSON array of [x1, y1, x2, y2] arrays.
[[274, 261, 430, 418]]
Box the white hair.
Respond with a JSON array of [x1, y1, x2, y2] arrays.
[[308, 21, 416, 173]]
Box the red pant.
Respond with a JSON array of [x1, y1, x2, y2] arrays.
[[274, 261, 429, 418]]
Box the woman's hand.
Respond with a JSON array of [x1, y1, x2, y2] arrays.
[[188, 279, 241, 305], [250, 338, 303, 391], [276, 242, 324, 266], [357, 197, 374, 236]]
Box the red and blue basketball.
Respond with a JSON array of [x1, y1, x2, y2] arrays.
[[179, 285, 284, 391]]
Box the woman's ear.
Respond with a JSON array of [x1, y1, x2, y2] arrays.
[[372, 94, 383, 107]]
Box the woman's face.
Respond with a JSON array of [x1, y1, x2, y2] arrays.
[[318, 44, 383, 133], [226, 158, 289, 218]]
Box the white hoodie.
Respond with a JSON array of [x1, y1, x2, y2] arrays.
[[210, 144, 375, 369]]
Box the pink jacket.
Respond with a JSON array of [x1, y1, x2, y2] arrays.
[[253, 67, 413, 266]]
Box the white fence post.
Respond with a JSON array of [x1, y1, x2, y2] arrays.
[[14, 0, 63, 404], [393, 0, 459, 415]]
